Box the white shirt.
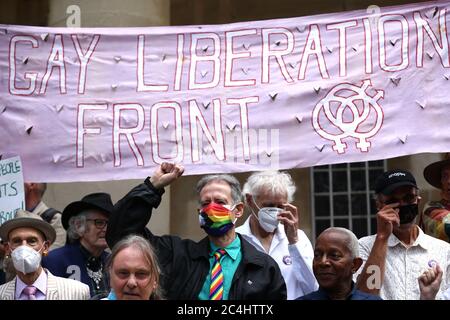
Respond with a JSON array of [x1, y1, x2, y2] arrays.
[[236, 217, 318, 299], [444, 287, 450, 300], [357, 227, 450, 300]]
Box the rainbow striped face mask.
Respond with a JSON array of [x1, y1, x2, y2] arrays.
[[199, 202, 236, 237]]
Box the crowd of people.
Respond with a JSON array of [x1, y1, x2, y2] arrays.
[[0, 157, 449, 300]]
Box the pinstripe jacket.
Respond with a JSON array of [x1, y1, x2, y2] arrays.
[[0, 269, 90, 300]]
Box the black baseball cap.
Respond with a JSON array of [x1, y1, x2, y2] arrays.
[[374, 169, 418, 195]]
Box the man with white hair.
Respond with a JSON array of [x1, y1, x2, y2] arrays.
[[43, 193, 113, 297], [106, 163, 287, 300], [296, 227, 381, 300], [236, 170, 317, 299]]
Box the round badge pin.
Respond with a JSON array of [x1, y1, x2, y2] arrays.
[[428, 260, 437, 268], [283, 255, 292, 265]]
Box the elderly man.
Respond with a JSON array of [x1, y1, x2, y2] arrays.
[[106, 162, 287, 300], [236, 170, 317, 299], [356, 169, 450, 299], [42, 193, 113, 297], [296, 227, 381, 300], [421, 155, 450, 242], [0, 210, 89, 300], [25, 183, 66, 249]]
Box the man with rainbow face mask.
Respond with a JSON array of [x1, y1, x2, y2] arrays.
[[106, 163, 287, 300]]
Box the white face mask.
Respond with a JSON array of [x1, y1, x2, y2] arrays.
[[251, 198, 282, 233], [11, 244, 44, 274]]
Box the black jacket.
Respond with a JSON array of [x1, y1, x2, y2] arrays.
[[106, 178, 287, 300]]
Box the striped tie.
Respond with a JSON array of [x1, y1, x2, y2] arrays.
[[209, 248, 226, 300]]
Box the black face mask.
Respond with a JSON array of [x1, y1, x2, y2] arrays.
[[397, 204, 418, 224], [444, 223, 450, 239]]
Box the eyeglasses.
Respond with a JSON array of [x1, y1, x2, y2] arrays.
[[86, 219, 108, 229]]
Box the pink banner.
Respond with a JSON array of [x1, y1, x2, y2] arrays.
[[1, 1, 450, 182]]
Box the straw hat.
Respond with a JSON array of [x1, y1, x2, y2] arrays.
[[0, 210, 56, 244]]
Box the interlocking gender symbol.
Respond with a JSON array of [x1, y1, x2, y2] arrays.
[[312, 80, 384, 154]]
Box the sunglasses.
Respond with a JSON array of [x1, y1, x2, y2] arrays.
[[385, 193, 418, 205]]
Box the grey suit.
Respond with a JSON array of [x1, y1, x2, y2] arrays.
[[0, 269, 90, 300]]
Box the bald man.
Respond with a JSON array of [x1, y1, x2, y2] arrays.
[[296, 227, 381, 300]]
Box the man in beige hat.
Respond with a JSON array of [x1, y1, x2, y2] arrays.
[[422, 154, 450, 243], [0, 210, 90, 300]]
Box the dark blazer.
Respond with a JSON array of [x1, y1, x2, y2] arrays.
[[42, 243, 109, 296], [106, 179, 287, 300]]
